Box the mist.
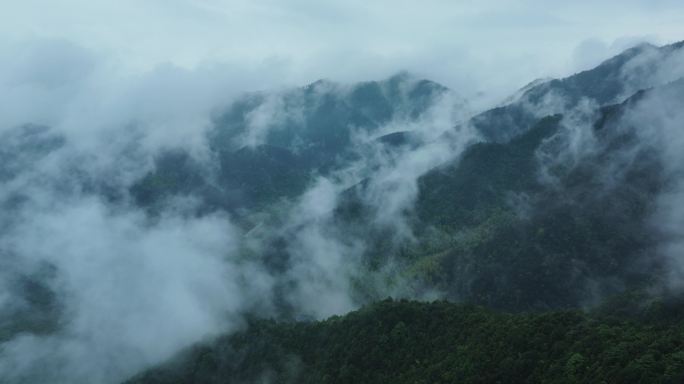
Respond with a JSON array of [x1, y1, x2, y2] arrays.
[[1, 2, 684, 383], [0, 43, 473, 382]]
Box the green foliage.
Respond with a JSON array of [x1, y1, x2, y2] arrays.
[[404, 103, 665, 310], [416, 114, 561, 230], [127, 299, 684, 384]]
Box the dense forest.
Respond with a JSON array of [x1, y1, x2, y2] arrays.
[[128, 299, 684, 384]]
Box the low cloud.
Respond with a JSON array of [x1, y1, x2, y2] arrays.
[[0, 3, 683, 382], [621, 81, 684, 290]]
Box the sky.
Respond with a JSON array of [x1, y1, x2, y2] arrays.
[[1, 0, 682, 101]]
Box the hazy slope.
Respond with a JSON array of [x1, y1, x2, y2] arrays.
[[129, 73, 457, 213], [472, 41, 684, 142]]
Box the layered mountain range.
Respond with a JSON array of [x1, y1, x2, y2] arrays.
[[2, 41, 684, 383]]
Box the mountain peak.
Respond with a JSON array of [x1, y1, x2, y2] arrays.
[[660, 39, 684, 54]]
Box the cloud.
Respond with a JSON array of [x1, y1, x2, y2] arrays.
[[0, 2, 683, 382], [0, 38, 297, 157], [0, 194, 277, 383], [358, 94, 476, 233], [281, 178, 363, 319], [531, 72, 684, 299], [0, 39, 476, 383], [2, 1, 682, 103], [619, 81, 684, 291], [0, 39, 289, 383]]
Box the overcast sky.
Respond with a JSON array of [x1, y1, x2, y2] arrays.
[[1, 0, 683, 102]]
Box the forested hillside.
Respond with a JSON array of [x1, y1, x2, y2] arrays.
[[128, 299, 684, 384]]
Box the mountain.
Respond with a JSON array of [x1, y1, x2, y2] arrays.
[[130, 73, 455, 213], [335, 69, 684, 310], [473, 41, 684, 142], [413, 101, 661, 309], [3, 40, 684, 384], [122, 40, 684, 383]]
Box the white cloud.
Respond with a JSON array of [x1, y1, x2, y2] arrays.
[[1, 1, 681, 101], [0, 196, 276, 383]]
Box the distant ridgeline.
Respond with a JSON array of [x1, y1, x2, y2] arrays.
[[130, 73, 452, 212]]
